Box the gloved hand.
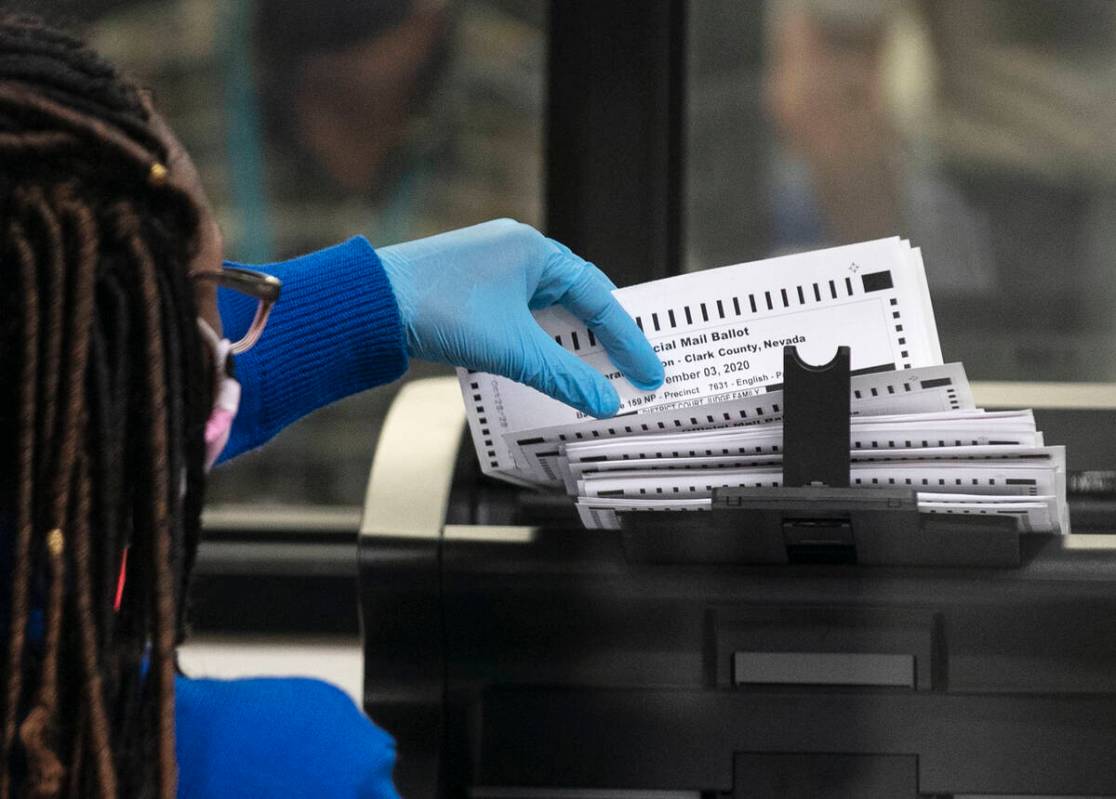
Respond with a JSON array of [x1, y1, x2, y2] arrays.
[[379, 219, 664, 417]]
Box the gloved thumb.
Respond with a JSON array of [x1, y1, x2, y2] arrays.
[[524, 325, 622, 418]]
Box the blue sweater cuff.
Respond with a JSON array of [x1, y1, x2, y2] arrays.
[[175, 675, 401, 798], [218, 237, 408, 461]]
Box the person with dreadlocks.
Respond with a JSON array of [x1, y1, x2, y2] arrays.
[[0, 13, 663, 799]]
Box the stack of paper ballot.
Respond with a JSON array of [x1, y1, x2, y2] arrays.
[[457, 238, 1068, 534]]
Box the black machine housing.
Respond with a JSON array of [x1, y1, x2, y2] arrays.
[[360, 349, 1116, 798]]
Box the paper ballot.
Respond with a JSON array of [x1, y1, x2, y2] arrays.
[[456, 237, 1071, 535], [460, 238, 941, 483], [512, 363, 974, 486]]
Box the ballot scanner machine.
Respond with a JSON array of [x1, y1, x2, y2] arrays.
[[362, 15, 1116, 775], [360, 375, 1116, 799]]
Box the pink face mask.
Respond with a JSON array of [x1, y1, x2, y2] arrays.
[[198, 319, 241, 471]]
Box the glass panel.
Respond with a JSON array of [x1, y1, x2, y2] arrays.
[[688, 0, 1116, 383], [46, 0, 546, 506]]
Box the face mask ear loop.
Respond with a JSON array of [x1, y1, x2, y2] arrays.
[[197, 318, 232, 372], [196, 317, 241, 471]]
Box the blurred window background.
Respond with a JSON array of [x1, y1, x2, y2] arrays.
[[24, 0, 1116, 510], [690, 0, 1116, 385]]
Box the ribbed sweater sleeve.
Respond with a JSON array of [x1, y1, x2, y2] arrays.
[[217, 237, 408, 462]]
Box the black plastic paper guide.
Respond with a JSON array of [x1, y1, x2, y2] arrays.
[[612, 346, 1039, 568], [572, 340, 1065, 537]]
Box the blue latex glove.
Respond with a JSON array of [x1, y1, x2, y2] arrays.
[[379, 219, 664, 417], [175, 675, 399, 799]]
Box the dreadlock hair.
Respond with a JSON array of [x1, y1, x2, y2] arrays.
[[0, 15, 211, 799]]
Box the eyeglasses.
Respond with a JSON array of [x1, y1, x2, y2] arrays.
[[191, 266, 282, 354]]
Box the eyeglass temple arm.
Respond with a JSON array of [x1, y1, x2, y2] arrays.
[[230, 301, 275, 355]]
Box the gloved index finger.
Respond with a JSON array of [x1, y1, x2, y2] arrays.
[[537, 247, 664, 392]]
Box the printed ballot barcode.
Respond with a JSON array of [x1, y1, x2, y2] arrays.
[[552, 270, 897, 356], [580, 462, 1051, 501], [565, 429, 1038, 465]]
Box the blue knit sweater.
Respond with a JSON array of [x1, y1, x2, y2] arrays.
[[186, 236, 407, 797], [218, 236, 409, 460]]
